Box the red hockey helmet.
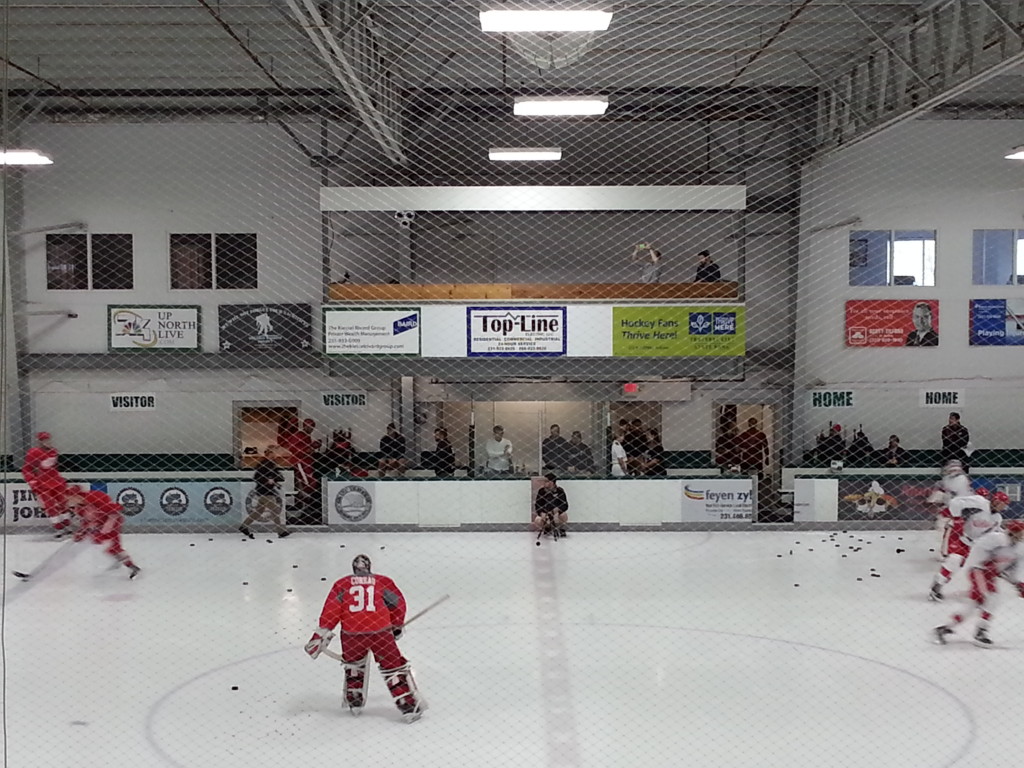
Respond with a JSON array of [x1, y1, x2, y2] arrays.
[[992, 491, 1012, 506], [977, 487, 990, 498], [36, 431, 51, 442], [1002, 519, 1024, 534]]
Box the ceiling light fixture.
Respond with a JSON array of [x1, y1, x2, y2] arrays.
[[0, 149, 53, 166], [514, 96, 609, 116], [479, 10, 613, 32], [489, 147, 562, 162], [1006, 146, 1024, 160]]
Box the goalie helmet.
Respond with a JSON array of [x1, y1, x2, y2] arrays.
[[942, 460, 964, 477], [352, 554, 372, 574]]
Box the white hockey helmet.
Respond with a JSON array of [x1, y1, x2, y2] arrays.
[[942, 460, 964, 477]]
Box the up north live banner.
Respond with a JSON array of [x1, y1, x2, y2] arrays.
[[323, 305, 745, 357]]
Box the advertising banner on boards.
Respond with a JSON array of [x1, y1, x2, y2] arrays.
[[325, 481, 377, 525], [680, 478, 754, 521], [845, 300, 940, 347]]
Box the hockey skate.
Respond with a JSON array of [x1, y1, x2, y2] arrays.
[[928, 583, 944, 602], [974, 628, 993, 647], [933, 625, 954, 645], [239, 525, 254, 539], [128, 564, 141, 580]]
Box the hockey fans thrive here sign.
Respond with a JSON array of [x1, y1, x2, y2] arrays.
[[109, 393, 156, 411], [680, 479, 754, 522], [218, 304, 313, 352], [109, 306, 201, 351], [323, 308, 420, 355], [326, 482, 376, 525], [466, 306, 567, 357], [919, 389, 965, 408], [321, 391, 367, 408], [809, 390, 855, 408], [611, 306, 746, 357]]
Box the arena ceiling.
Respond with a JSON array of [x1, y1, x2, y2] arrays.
[[3, 0, 1024, 157]]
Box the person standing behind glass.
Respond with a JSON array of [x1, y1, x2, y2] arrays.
[[484, 425, 513, 475], [425, 427, 456, 478], [542, 424, 570, 471], [565, 431, 595, 474], [610, 430, 629, 477], [694, 250, 722, 282], [630, 243, 662, 284], [639, 429, 668, 477]]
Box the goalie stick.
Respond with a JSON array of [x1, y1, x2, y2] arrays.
[[321, 593, 451, 662]]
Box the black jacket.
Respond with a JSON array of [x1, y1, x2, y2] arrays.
[[535, 486, 569, 516]]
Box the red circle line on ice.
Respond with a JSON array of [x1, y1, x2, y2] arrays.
[[143, 624, 976, 768]]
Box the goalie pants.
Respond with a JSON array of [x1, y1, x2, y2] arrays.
[[342, 630, 414, 707]]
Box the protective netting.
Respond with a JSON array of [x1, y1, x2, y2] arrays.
[[4, 0, 1024, 765]]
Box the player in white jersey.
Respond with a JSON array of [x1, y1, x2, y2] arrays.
[[933, 520, 1024, 647], [929, 489, 1005, 601]]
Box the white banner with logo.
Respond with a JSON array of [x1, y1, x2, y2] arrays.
[[326, 481, 377, 524], [109, 306, 201, 350], [1, 483, 49, 527], [681, 478, 754, 521], [466, 306, 567, 357], [323, 308, 420, 355]]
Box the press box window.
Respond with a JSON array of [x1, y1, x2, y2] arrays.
[[170, 233, 257, 290], [46, 233, 134, 290], [848, 230, 936, 287], [972, 230, 1024, 285]]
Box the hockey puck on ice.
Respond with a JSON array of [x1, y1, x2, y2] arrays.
[[292, 565, 298, 569], [536, 541, 541, 547], [896, 548, 905, 554], [777, 554, 782, 558], [380, 546, 386, 550], [842, 554, 847, 558], [287, 589, 293, 593], [266, 539, 273, 543], [231, 686, 238, 691], [242, 582, 248, 585], [321, 577, 326, 581], [190, 543, 195, 547], [794, 584, 799, 587], [857, 577, 863, 581], [871, 573, 881, 578]]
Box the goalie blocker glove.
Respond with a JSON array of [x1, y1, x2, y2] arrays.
[[304, 628, 335, 659]]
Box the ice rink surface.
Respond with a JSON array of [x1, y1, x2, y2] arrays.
[[3, 527, 1023, 768]]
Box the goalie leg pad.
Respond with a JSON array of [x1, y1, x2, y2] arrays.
[[344, 654, 371, 713], [381, 663, 426, 721]]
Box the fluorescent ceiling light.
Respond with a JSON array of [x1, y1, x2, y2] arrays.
[[480, 10, 613, 32], [0, 149, 53, 166], [489, 147, 562, 162], [1006, 146, 1024, 160], [514, 96, 609, 116]]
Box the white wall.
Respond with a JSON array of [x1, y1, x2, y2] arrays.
[[30, 369, 392, 455], [796, 120, 1024, 452], [18, 123, 322, 354]]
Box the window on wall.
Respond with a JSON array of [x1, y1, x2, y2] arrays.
[[848, 230, 936, 287], [170, 233, 257, 290], [972, 230, 1024, 285], [46, 233, 134, 290]]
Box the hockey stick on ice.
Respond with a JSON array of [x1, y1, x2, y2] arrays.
[[11, 538, 80, 581], [321, 594, 451, 662]]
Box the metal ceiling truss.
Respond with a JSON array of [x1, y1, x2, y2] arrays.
[[812, 0, 1024, 156], [284, 0, 407, 164]]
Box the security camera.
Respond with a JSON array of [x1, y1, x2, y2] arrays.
[[399, 219, 412, 229], [394, 210, 416, 224]]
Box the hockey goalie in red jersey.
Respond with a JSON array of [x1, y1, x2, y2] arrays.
[[21, 432, 74, 538], [304, 554, 425, 722], [67, 488, 140, 580]]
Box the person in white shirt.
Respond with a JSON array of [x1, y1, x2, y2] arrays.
[[484, 425, 513, 475], [610, 431, 628, 477]]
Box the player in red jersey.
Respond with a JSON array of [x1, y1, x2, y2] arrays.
[[21, 432, 73, 538], [305, 554, 425, 722], [67, 488, 141, 579]]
